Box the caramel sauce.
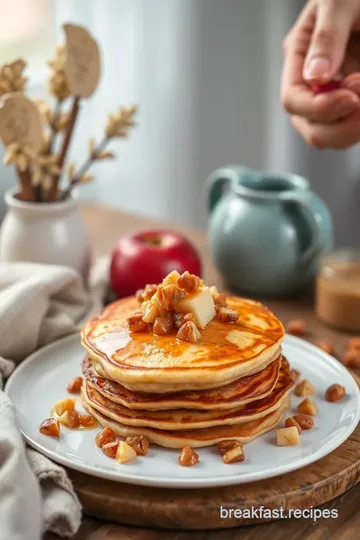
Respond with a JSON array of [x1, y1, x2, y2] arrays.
[[316, 262, 360, 331], [83, 296, 284, 371]]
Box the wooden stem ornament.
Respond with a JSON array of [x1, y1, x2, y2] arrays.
[[60, 136, 109, 201], [0, 23, 137, 203], [0, 94, 43, 201], [48, 99, 63, 153], [47, 96, 80, 201], [16, 167, 34, 201]]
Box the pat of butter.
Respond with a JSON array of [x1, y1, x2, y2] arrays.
[[175, 286, 216, 328]]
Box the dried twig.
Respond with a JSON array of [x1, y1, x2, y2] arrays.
[[60, 137, 109, 200], [17, 168, 34, 201], [0, 59, 33, 198], [32, 153, 60, 196], [0, 41, 138, 203], [47, 96, 80, 201], [48, 100, 62, 152], [47, 46, 70, 101], [45, 46, 71, 156], [61, 105, 137, 200], [0, 59, 27, 96], [105, 105, 137, 138], [43, 45, 72, 200], [3, 143, 36, 201]]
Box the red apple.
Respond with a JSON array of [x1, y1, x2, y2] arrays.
[[310, 80, 342, 94], [110, 230, 202, 298]]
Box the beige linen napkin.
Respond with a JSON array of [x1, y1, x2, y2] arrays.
[[0, 259, 109, 540]]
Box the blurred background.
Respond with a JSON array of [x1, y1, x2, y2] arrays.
[[0, 0, 360, 246]]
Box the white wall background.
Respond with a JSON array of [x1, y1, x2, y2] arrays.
[[1, 0, 360, 246], [54, 0, 270, 228]]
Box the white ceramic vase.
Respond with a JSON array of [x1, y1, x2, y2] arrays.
[[0, 189, 91, 281]]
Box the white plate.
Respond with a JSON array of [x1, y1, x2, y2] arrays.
[[5, 333, 360, 489]]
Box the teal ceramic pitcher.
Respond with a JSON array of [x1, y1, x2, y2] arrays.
[[207, 166, 333, 297]]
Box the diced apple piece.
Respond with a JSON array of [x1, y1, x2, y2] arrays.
[[102, 441, 119, 458], [217, 307, 239, 323], [325, 384, 346, 402], [177, 320, 201, 342], [175, 286, 216, 328], [59, 411, 80, 429], [116, 441, 137, 464], [150, 290, 167, 315], [209, 286, 218, 297], [79, 414, 98, 428], [293, 414, 314, 430], [276, 426, 300, 446], [285, 417, 302, 434], [95, 426, 117, 448], [53, 398, 76, 416], [294, 379, 315, 397], [162, 270, 181, 287], [142, 301, 160, 323], [59, 409, 80, 428], [39, 418, 60, 437], [217, 440, 245, 464], [177, 271, 200, 294], [297, 398, 318, 416], [67, 377, 82, 394]]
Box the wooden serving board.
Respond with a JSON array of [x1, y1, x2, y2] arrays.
[[68, 377, 360, 530]]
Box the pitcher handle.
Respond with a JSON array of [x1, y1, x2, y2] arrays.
[[282, 191, 321, 267], [206, 167, 240, 213]]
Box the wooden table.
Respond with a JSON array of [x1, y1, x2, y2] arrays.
[[48, 204, 360, 540]]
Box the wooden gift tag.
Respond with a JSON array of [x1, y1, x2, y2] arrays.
[[0, 93, 43, 153], [64, 23, 101, 98]]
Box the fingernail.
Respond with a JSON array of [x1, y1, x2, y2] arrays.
[[304, 56, 331, 80]]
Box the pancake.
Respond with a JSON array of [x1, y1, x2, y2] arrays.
[[82, 354, 282, 411], [81, 358, 293, 430], [81, 295, 284, 393], [82, 394, 290, 448]]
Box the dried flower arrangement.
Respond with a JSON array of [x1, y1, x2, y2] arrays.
[[0, 24, 137, 203]]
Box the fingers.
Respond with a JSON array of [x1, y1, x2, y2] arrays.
[[291, 110, 360, 149], [282, 0, 360, 148], [282, 86, 360, 123], [303, 0, 358, 82], [282, 2, 316, 90], [343, 72, 360, 95], [281, 1, 360, 123]]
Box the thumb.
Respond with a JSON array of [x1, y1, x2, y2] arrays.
[[303, 0, 356, 82]]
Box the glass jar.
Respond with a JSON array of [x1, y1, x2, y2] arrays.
[[316, 248, 360, 331]]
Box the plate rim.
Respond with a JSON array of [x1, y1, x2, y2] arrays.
[[5, 332, 360, 489]]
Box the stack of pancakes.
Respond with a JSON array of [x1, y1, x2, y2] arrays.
[[81, 296, 294, 448]]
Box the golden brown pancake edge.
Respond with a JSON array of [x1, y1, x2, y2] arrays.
[[81, 393, 290, 448], [82, 354, 283, 410], [81, 295, 284, 392], [81, 358, 293, 431]]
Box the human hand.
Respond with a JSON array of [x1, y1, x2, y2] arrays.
[[281, 0, 360, 149]]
